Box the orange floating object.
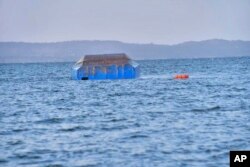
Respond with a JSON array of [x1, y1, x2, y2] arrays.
[[174, 74, 189, 79]]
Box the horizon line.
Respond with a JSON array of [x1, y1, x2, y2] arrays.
[[0, 38, 249, 46]]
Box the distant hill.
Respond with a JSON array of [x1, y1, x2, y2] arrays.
[[0, 39, 250, 63]]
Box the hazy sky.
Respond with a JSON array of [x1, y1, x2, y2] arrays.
[[0, 0, 250, 44]]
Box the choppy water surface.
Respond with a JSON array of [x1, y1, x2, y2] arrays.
[[0, 57, 250, 167]]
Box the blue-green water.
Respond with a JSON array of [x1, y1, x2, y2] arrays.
[[0, 57, 250, 167]]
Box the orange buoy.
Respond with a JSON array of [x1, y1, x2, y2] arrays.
[[174, 74, 189, 79]]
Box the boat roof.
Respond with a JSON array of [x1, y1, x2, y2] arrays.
[[76, 53, 131, 66]]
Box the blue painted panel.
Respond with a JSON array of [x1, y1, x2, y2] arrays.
[[118, 65, 123, 79], [106, 65, 118, 79], [124, 64, 133, 79], [87, 66, 95, 79], [94, 66, 106, 79]]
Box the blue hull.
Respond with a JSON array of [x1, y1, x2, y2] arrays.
[[72, 64, 140, 80]]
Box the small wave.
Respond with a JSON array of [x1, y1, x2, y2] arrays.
[[191, 105, 221, 112], [128, 134, 149, 139], [45, 164, 65, 167], [59, 126, 87, 132], [101, 125, 127, 131], [0, 158, 8, 164], [231, 87, 247, 91], [102, 118, 127, 123], [12, 153, 41, 160], [7, 140, 24, 146], [12, 128, 29, 133], [108, 92, 135, 97], [36, 118, 64, 124], [129, 134, 149, 139]]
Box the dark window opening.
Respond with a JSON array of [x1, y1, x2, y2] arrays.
[[81, 77, 88, 80]]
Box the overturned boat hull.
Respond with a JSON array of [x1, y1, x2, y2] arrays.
[[71, 53, 140, 80]]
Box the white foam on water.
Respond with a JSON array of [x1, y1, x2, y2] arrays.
[[140, 74, 170, 79]]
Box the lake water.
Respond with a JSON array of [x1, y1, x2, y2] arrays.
[[0, 57, 250, 167]]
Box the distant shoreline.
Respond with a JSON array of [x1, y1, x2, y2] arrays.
[[1, 39, 250, 63]]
